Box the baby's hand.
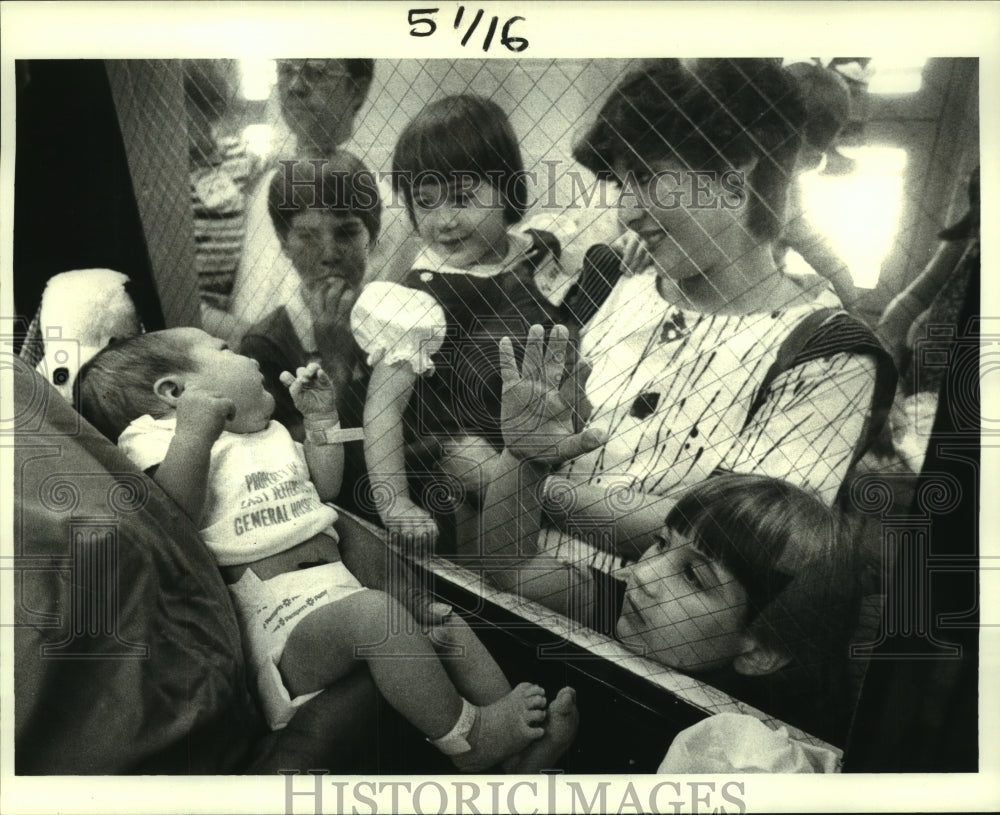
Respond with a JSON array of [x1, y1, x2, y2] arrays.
[[175, 390, 235, 443], [281, 362, 338, 417]]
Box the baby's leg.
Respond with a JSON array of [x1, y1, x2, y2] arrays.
[[428, 610, 579, 772], [428, 608, 511, 705], [280, 590, 546, 771]]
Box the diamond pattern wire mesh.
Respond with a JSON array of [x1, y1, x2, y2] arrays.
[[106, 60, 201, 330], [104, 57, 978, 748]]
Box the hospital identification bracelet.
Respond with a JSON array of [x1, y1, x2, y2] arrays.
[[303, 413, 365, 446]]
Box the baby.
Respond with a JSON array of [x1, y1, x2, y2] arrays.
[[76, 327, 576, 771]]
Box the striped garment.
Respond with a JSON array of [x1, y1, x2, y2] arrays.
[[191, 137, 261, 311], [543, 271, 878, 574]]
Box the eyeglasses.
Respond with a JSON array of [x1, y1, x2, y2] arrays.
[[277, 59, 351, 87]]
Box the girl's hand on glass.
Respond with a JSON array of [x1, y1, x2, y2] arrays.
[[499, 324, 606, 466], [281, 362, 338, 416]]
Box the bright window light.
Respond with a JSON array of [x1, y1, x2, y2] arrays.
[[239, 59, 276, 101], [242, 123, 274, 163], [868, 58, 928, 95], [797, 145, 908, 289]]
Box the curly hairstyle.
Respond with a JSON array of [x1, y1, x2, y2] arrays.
[[574, 59, 807, 240]]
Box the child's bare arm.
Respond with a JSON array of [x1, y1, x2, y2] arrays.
[[153, 391, 233, 525], [364, 361, 437, 539], [281, 362, 343, 502], [481, 446, 546, 585]]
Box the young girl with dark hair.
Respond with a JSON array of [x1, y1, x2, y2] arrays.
[[351, 94, 572, 545]]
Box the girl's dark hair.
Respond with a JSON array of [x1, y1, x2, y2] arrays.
[[76, 332, 196, 442], [268, 149, 382, 247], [667, 473, 862, 714], [392, 94, 528, 227], [574, 59, 807, 240]]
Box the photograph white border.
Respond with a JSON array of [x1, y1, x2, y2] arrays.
[[2, 2, 998, 813]]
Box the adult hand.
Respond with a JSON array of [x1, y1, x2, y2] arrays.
[[499, 324, 606, 466], [280, 361, 339, 417], [175, 390, 235, 444]]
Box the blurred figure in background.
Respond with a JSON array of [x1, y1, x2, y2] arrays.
[[229, 60, 375, 347], [185, 59, 266, 344], [777, 61, 861, 309], [871, 166, 980, 476]]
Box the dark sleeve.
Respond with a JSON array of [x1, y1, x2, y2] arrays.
[[14, 363, 261, 773], [561, 244, 625, 328]]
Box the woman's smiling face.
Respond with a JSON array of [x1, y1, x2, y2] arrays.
[[615, 526, 751, 672], [612, 158, 750, 282]]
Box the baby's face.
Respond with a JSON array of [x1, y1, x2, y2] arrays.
[[170, 328, 275, 434], [615, 526, 750, 672]]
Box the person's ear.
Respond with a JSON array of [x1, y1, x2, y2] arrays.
[[153, 375, 185, 407], [732, 633, 791, 676]]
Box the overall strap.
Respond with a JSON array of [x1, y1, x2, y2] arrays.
[[560, 243, 624, 327], [744, 307, 898, 466], [744, 307, 839, 428], [523, 228, 562, 265]]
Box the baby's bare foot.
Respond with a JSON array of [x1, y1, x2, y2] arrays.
[[505, 686, 579, 773], [452, 683, 546, 772]]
